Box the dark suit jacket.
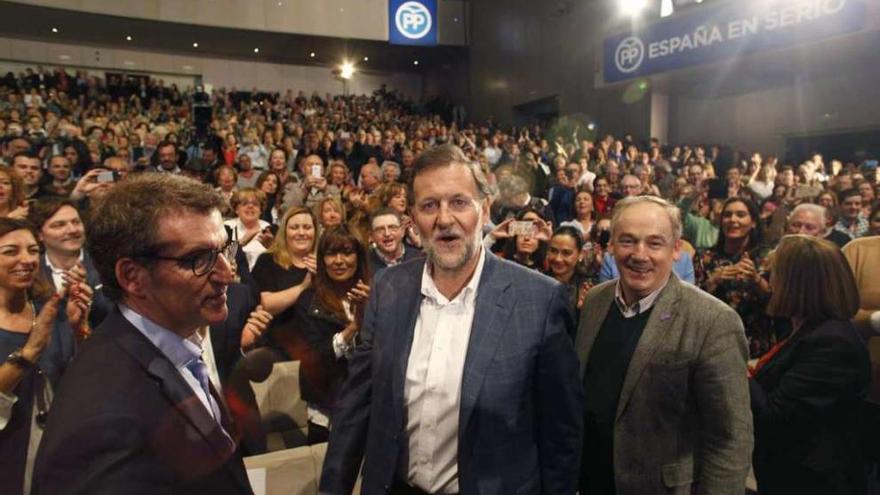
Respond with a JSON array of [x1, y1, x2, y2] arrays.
[[32, 309, 253, 495], [210, 282, 259, 385], [750, 318, 870, 495], [319, 253, 582, 495], [575, 276, 753, 495], [40, 251, 112, 329]]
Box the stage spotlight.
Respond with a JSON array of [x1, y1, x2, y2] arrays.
[[339, 61, 355, 79], [660, 0, 674, 17], [620, 0, 647, 16]]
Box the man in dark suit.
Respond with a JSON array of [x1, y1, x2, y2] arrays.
[[320, 144, 582, 495], [32, 174, 252, 494], [29, 197, 112, 329], [575, 196, 753, 495]]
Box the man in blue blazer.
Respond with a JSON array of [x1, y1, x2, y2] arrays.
[[320, 144, 582, 495]]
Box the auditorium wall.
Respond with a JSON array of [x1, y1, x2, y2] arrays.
[[0, 37, 423, 99], [5, 0, 468, 45]]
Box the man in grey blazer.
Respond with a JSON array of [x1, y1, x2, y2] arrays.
[[320, 144, 582, 495], [575, 195, 752, 495]]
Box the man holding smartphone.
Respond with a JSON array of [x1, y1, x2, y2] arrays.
[[281, 154, 340, 212]]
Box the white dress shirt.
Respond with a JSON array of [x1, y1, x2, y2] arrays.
[[44, 251, 85, 292], [403, 248, 486, 494]]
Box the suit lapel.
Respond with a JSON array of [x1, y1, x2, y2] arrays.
[[615, 277, 682, 422], [575, 282, 616, 378], [459, 255, 513, 437], [108, 310, 249, 490], [391, 261, 427, 415]]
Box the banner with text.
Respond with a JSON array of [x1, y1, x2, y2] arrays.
[[389, 0, 438, 46], [603, 0, 867, 83]]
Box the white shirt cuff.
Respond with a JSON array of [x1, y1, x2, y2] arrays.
[[870, 311, 880, 333], [332, 332, 351, 359], [0, 390, 18, 430]]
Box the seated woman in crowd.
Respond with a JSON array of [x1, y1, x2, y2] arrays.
[[591, 177, 616, 217], [545, 226, 592, 330], [560, 188, 596, 239], [0, 218, 91, 493], [696, 197, 774, 357], [225, 188, 272, 271], [251, 207, 317, 361], [750, 235, 869, 495], [289, 226, 369, 444], [500, 208, 551, 270], [317, 196, 345, 233], [0, 166, 27, 220], [255, 170, 282, 225]]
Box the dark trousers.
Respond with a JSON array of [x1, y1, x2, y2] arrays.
[[390, 479, 457, 495], [307, 420, 330, 445]]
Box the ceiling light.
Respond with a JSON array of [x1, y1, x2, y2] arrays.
[[363, 56, 369, 62], [253, 48, 260, 53], [125, 35, 132, 41], [620, 0, 647, 16], [310, 52, 316, 58], [192, 42, 199, 48], [51, 27, 58, 33], [660, 0, 674, 17], [413, 60, 419, 66], [339, 61, 355, 79]]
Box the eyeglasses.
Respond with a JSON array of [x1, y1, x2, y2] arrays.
[[371, 225, 401, 235], [138, 238, 237, 276]]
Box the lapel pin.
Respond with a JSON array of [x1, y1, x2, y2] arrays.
[[660, 313, 671, 321]]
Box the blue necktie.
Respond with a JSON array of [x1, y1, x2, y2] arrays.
[[186, 356, 224, 426]]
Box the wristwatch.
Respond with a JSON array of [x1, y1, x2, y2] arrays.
[[6, 349, 35, 370]]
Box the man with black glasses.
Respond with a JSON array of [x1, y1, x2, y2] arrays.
[[33, 174, 252, 494]]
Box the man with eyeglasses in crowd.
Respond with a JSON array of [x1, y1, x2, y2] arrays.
[[33, 174, 253, 494], [368, 207, 423, 273]]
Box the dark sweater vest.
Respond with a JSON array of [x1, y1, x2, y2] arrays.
[[580, 302, 654, 495]]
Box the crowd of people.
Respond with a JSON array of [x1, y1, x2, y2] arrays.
[[0, 65, 878, 494]]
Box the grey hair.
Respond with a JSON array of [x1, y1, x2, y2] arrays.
[[610, 195, 682, 241], [790, 203, 826, 221]]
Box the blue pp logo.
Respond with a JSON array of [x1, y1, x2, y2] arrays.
[[395, 1, 432, 40], [615, 36, 645, 74]]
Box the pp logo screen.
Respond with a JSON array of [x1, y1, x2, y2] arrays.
[[615, 36, 645, 74], [395, 1, 433, 40]]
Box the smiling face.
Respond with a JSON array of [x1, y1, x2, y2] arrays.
[[370, 213, 404, 257], [323, 246, 358, 283], [412, 163, 488, 276], [547, 234, 580, 280], [285, 212, 316, 257], [0, 229, 40, 291], [320, 201, 343, 228], [235, 193, 262, 224], [721, 200, 755, 241], [39, 205, 85, 256], [610, 202, 680, 303]]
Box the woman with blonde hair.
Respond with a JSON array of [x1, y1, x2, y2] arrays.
[[750, 234, 869, 495], [250, 206, 317, 357], [0, 166, 27, 219]]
